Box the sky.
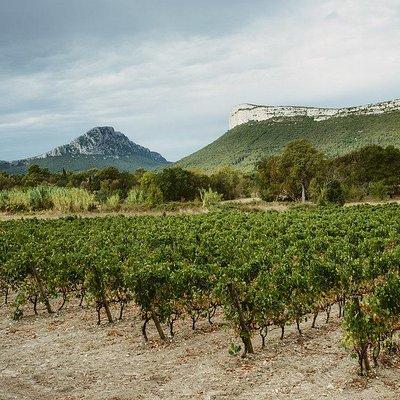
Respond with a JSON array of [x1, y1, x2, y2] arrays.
[[1, 0, 399, 162]]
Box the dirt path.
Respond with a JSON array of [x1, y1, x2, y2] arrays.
[[0, 208, 204, 222], [1, 302, 399, 400], [2, 198, 399, 222]]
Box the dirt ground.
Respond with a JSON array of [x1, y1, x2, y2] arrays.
[[0, 208, 205, 222], [2, 198, 400, 222], [1, 301, 399, 400]]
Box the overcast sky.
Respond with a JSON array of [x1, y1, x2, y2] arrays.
[[1, 0, 399, 161]]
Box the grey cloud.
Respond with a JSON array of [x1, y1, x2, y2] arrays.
[[0, 0, 399, 161]]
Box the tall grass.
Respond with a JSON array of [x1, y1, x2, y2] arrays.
[[50, 187, 97, 212], [27, 186, 52, 210], [6, 189, 31, 212], [0, 187, 97, 213], [102, 194, 121, 211], [124, 188, 147, 208], [0, 191, 9, 211]]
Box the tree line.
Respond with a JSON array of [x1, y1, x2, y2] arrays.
[[1, 141, 400, 209], [0, 164, 255, 208], [258, 140, 400, 203]]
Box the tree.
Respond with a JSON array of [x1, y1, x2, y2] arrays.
[[319, 180, 345, 205], [156, 167, 198, 201], [139, 171, 163, 205], [257, 156, 283, 201], [209, 166, 247, 200], [278, 140, 324, 202]]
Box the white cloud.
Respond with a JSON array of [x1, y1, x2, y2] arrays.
[[1, 0, 399, 160]]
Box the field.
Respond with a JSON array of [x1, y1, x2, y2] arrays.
[[1, 302, 400, 400], [1, 205, 400, 399]]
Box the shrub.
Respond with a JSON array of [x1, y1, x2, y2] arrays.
[[146, 184, 163, 206], [104, 194, 121, 211], [318, 180, 345, 206], [344, 185, 367, 202], [368, 181, 389, 200], [199, 188, 223, 209], [0, 191, 9, 211], [125, 188, 147, 208]]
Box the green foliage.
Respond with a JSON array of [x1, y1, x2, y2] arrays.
[[199, 188, 223, 209], [145, 184, 163, 207], [278, 139, 325, 202], [0, 191, 9, 211], [209, 166, 246, 200], [50, 187, 97, 212], [318, 180, 345, 206], [368, 181, 389, 200], [258, 140, 325, 202], [228, 342, 242, 356], [2, 203, 400, 369], [178, 111, 400, 171], [5, 189, 31, 212], [343, 185, 367, 202], [124, 188, 147, 207], [104, 194, 121, 211], [259, 140, 400, 203], [156, 167, 198, 201], [27, 186, 53, 210]]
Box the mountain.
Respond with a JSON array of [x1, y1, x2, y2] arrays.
[[178, 99, 400, 171], [0, 127, 170, 174]]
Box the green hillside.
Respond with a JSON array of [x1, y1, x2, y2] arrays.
[[177, 111, 400, 171], [0, 154, 169, 174]]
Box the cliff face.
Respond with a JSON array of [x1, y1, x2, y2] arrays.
[[229, 99, 400, 129]]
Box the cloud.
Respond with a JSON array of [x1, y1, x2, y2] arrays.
[[0, 0, 399, 161]]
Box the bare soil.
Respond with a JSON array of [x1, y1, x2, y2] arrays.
[[1, 302, 399, 400], [0, 208, 204, 222], [2, 198, 399, 222]]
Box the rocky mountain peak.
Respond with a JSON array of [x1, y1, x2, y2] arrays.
[[40, 126, 167, 162]]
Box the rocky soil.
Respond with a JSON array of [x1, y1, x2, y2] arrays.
[[1, 301, 399, 400]]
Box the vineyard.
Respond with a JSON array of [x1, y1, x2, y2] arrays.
[[1, 205, 400, 378]]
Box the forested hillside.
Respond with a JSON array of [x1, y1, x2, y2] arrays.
[[178, 111, 400, 171]]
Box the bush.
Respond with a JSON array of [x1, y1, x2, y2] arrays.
[[145, 184, 163, 206], [343, 185, 367, 202], [199, 188, 223, 209], [125, 188, 147, 208], [0, 191, 9, 211], [259, 182, 281, 202], [318, 180, 345, 206], [368, 181, 389, 200], [104, 194, 121, 211]]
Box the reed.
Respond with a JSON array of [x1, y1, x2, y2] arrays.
[[49, 187, 97, 212], [124, 188, 146, 208]]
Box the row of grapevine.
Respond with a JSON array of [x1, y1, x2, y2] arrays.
[[1, 205, 399, 373]]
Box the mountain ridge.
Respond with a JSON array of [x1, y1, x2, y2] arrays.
[[178, 98, 400, 171], [230, 98, 400, 129], [0, 126, 169, 174]]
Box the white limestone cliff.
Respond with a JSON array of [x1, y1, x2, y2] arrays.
[[229, 99, 400, 129]]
